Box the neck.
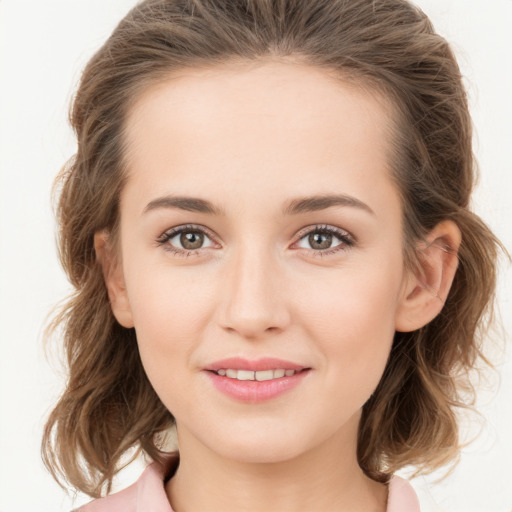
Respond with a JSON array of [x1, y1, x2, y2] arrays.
[[165, 414, 387, 512]]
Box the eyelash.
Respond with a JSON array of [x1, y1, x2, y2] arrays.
[[156, 223, 355, 258]]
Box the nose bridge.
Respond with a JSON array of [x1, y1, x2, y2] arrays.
[[220, 237, 289, 338]]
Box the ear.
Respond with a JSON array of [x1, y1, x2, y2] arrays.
[[94, 230, 134, 328], [395, 220, 461, 333]]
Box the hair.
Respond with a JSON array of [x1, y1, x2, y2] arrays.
[[42, 0, 505, 499]]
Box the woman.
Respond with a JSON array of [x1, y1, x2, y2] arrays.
[[42, 0, 504, 510]]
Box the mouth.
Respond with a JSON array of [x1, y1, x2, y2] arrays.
[[203, 358, 312, 403]]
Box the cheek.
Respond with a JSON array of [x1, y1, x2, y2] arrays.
[[124, 263, 218, 373], [128, 253, 216, 324], [298, 257, 402, 336], [124, 270, 218, 416], [296, 261, 402, 392]]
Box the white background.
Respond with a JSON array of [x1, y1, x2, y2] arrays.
[[0, 1, 510, 511]]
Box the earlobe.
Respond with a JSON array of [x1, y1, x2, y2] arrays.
[[395, 220, 461, 333], [94, 231, 134, 328]]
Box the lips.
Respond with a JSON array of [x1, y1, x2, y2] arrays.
[[202, 357, 312, 402]]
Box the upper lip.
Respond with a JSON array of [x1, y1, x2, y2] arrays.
[[203, 357, 309, 372]]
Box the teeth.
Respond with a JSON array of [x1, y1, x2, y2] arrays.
[[234, 370, 254, 380], [217, 369, 301, 381], [255, 370, 274, 381]]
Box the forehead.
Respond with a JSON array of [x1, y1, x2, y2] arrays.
[[124, 59, 396, 153], [121, 59, 400, 219]]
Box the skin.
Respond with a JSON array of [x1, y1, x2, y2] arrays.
[[98, 59, 461, 512]]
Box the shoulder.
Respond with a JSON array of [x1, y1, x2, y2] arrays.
[[387, 475, 421, 512], [74, 453, 179, 512]]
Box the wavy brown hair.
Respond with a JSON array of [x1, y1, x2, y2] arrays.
[[42, 0, 505, 498]]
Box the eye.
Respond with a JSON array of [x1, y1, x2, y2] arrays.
[[156, 224, 216, 257], [294, 224, 355, 257], [156, 223, 355, 258]]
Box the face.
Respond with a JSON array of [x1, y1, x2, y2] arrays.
[[110, 60, 414, 463]]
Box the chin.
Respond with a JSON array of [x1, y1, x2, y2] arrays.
[[206, 429, 313, 464]]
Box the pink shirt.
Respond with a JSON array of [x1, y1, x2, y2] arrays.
[[76, 453, 420, 512]]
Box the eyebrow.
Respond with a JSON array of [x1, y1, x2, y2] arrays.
[[283, 194, 375, 216], [143, 193, 375, 216]]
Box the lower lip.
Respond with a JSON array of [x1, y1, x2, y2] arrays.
[[205, 369, 311, 403]]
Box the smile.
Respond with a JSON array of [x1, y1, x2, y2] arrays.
[[216, 368, 300, 381]]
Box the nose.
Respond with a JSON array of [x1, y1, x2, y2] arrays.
[[218, 242, 291, 340]]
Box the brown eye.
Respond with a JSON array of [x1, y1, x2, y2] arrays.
[[157, 224, 216, 255], [295, 225, 354, 256], [180, 231, 205, 250], [308, 232, 333, 250]]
